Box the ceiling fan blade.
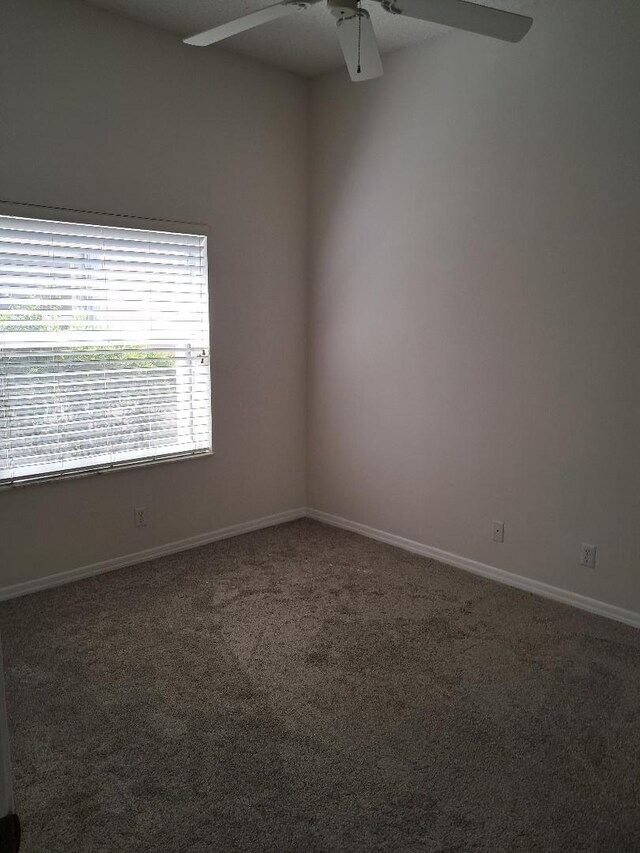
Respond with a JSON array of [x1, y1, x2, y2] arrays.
[[378, 0, 533, 42], [184, 1, 310, 47], [336, 11, 384, 82]]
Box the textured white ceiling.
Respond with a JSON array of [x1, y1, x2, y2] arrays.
[[81, 0, 538, 77]]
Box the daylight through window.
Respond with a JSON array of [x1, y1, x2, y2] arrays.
[[0, 214, 212, 485]]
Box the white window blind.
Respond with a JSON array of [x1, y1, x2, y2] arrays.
[[0, 213, 212, 486]]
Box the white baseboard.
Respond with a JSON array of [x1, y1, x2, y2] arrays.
[[307, 508, 640, 630], [0, 508, 306, 602], [3, 505, 638, 631]]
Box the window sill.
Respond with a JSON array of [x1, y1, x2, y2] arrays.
[[0, 449, 214, 491]]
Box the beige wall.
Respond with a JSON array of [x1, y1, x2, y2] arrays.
[[2, 0, 638, 614], [308, 0, 640, 613], [0, 0, 308, 586]]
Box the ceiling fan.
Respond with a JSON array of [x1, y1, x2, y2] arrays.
[[184, 0, 533, 82]]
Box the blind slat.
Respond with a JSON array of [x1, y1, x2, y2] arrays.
[[3, 419, 212, 452], [3, 388, 210, 414]]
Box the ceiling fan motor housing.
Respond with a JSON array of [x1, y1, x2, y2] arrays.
[[328, 0, 360, 20]]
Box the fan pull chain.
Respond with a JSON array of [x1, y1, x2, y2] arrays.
[[356, 2, 362, 74]]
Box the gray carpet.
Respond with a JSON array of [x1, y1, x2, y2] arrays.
[[1, 519, 639, 852]]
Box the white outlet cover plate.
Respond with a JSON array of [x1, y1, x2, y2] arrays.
[[492, 521, 505, 543], [581, 544, 597, 569]]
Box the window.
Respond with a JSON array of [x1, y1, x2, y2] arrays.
[[0, 212, 212, 486]]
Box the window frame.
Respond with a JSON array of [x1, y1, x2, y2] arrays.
[[0, 200, 214, 489]]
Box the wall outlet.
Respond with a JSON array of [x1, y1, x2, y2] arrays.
[[492, 520, 504, 543], [134, 507, 148, 528], [580, 543, 597, 569]]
